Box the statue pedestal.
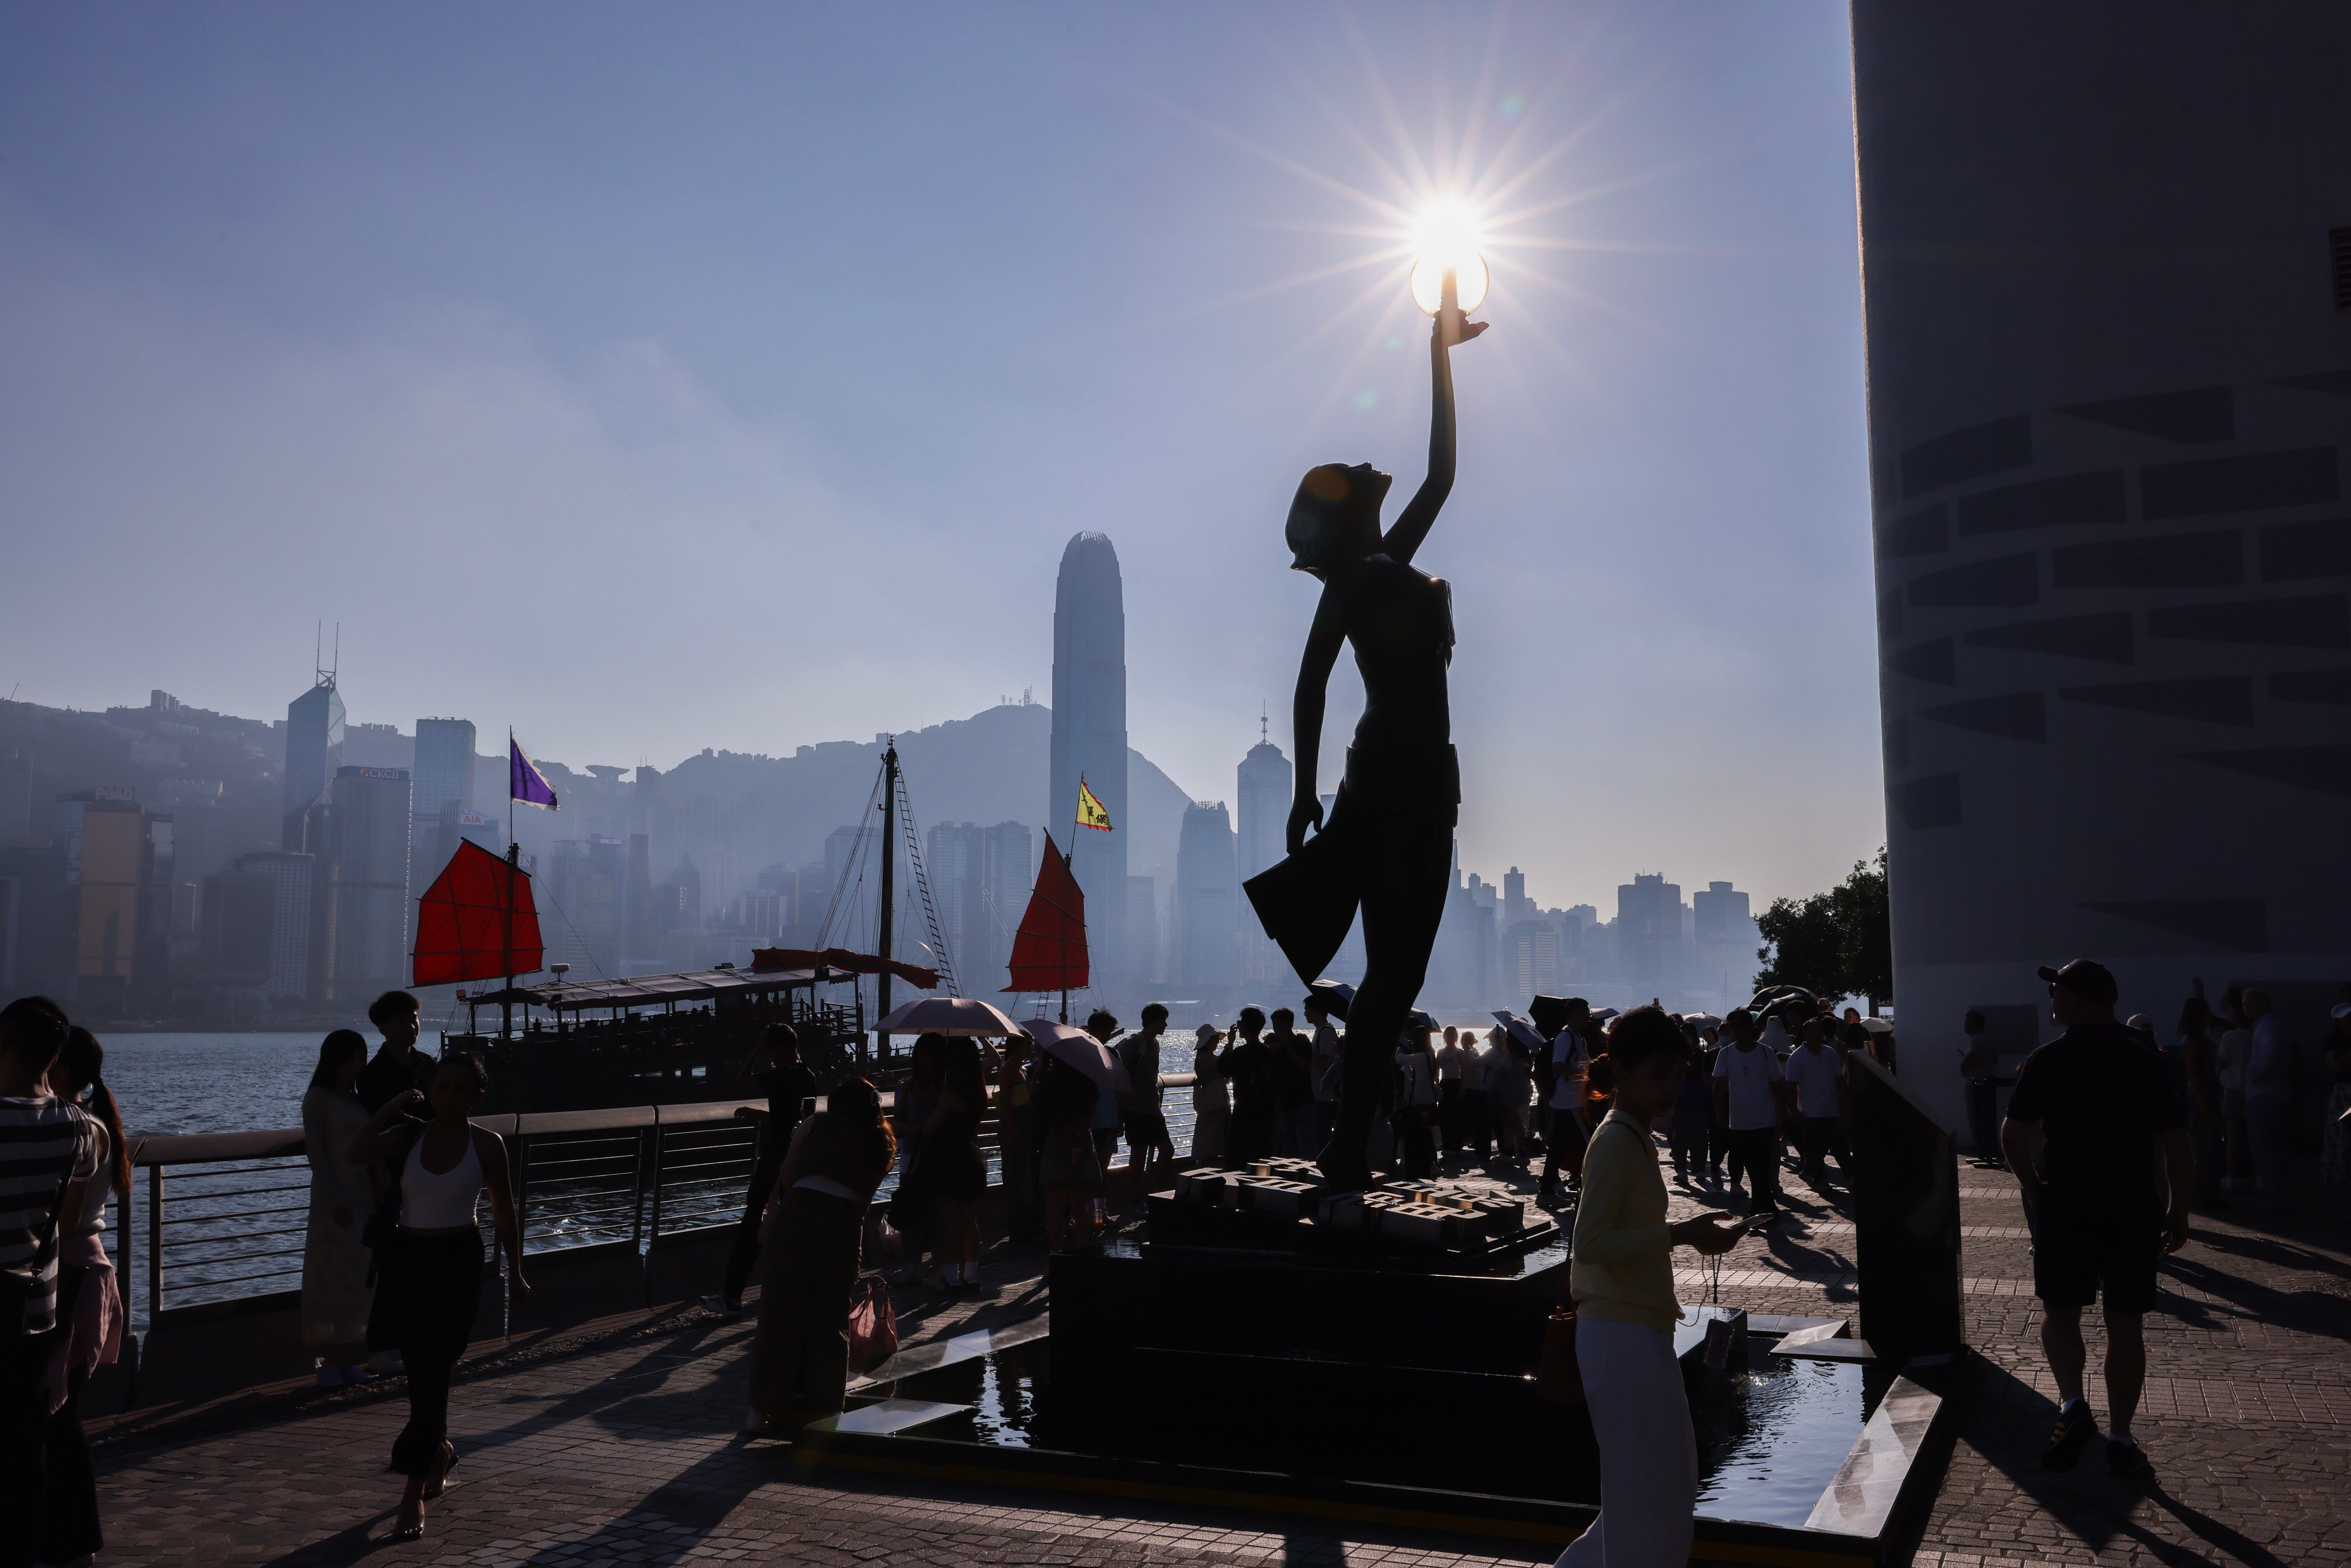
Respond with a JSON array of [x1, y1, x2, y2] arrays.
[[1849, 1053, 1965, 1361]]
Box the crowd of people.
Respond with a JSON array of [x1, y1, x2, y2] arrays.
[[8, 959, 2344, 1558]]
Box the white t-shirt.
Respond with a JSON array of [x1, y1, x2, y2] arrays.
[[1713, 1041, 1785, 1131], [1784, 1044, 1845, 1118], [1436, 1041, 1467, 1081], [1394, 1049, 1437, 1106], [2216, 1027, 2250, 1092], [1473, 1042, 1504, 1092], [2246, 1016, 2292, 1104], [1549, 1033, 1587, 1109]]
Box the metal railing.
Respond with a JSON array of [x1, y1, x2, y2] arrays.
[[122, 1075, 1206, 1330]]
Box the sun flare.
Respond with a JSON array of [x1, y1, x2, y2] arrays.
[[1407, 200, 1491, 314]]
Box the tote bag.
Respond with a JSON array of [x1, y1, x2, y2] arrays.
[[847, 1279, 898, 1371]]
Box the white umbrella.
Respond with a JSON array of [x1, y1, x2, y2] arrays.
[[875, 996, 1021, 1037], [1860, 1016, 1895, 1035], [1681, 1011, 1724, 1028], [1021, 1019, 1134, 1093]]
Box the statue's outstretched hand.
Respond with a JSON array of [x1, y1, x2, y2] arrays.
[[1286, 797, 1324, 855], [1433, 304, 1489, 351]]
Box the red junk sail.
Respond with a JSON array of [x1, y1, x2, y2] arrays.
[[1003, 832, 1087, 993], [412, 840, 544, 987]]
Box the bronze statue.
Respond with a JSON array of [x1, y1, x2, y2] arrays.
[[1244, 273, 1485, 1190]]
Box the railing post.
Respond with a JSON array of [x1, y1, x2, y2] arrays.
[[147, 1163, 164, 1321], [647, 1115, 666, 1245], [629, 1121, 647, 1255]]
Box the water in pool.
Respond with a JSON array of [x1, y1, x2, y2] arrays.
[[862, 1332, 1875, 1526]]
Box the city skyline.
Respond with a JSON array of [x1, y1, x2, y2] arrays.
[[3, 672, 1782, 1019], [0, 4, 1886, 914]]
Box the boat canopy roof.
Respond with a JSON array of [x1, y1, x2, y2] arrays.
[[490, 967, 825, 1012]]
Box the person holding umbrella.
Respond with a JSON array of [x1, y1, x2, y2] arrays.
[[1025, 1021, 1132, 1252]]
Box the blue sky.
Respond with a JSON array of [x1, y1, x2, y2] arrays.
[[0, 1, 1883, 913]]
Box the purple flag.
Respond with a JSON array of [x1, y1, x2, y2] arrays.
[[510, 735, 559, 810]]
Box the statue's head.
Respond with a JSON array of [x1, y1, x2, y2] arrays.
[[1286, 462, 1390, 578]]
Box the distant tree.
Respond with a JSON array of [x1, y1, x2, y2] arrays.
[[1754, 891, 1845, 1000], [1752, 847, 1893, 1010], [1833, 848, 1892, 1011]]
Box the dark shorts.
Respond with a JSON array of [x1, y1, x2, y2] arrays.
[[2032, 1208, 2163, 1314], [1123, 1109, 1169, 1149]]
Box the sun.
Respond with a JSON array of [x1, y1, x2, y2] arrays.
[[1407, 201, 1491, 315]]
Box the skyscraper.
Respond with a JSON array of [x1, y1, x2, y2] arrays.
[[1233, 728, 1291, 987], [283, 670, 345, 853], [327, 766, 412, 1000], [926, 820, 1035, 988], [410, 717, 477, 896], [1616, 873, 1683, 998], [1853, 5, 2351, 1134], [1050, 533, 1128, 985], [229, 849, 315, 1003], [53, 793, 145, 1012], [1174, 801, 1237, 995]]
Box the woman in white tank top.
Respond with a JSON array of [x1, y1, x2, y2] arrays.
[[347, 1047, 529, 1542]]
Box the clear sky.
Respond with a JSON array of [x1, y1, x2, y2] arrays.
[[0, 1, 1883, 914]]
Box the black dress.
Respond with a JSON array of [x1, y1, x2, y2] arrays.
[[921, 1101, 987, 1200]]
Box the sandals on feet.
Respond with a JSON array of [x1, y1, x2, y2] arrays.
[[421, 1442, 458, 1500]]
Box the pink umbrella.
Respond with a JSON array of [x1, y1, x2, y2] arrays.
[[875, 996, 1022, 1037], [1021, 1020, 1133, 1093]]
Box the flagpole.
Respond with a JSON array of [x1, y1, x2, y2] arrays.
[[876, 739, 898, 1061], [1063, 782, 1082, 1025], [503, 727, 516, 1043]]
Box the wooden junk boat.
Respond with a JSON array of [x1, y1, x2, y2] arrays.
[[410, 744, 948, 1115]]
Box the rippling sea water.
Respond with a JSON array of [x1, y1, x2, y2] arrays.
[[96, 1031, 369, 1137]]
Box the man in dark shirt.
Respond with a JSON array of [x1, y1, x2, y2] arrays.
[[355, 991, 437, 1114], [720, 1023, 817, 1311], [2001, 959, 2192, 1477]]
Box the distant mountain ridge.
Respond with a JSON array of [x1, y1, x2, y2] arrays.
[[0, 692, 1204, 941], [639, 700, 1196, 908]]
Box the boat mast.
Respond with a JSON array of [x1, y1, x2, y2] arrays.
[[503, 727, 517, 1043], [876, 738, 897, 1060]]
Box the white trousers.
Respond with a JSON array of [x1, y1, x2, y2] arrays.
[[1556, 1318, 1697, 1568]]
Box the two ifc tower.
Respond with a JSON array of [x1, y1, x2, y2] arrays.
[[1049, 531, 1131, 986]]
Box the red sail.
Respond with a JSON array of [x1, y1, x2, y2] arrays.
[[748, 948, 940, 990], [1003, 832, 1087, 992], [412, 840, 545, 986]]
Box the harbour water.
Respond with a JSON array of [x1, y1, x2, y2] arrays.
[[100, 1031, 378, 1138], [98, 1029, 1224, 1139]]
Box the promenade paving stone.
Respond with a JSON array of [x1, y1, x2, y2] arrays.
[[86, 1144, 2350, 1566]]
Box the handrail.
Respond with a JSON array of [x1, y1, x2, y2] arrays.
[[131, 1074, 1204, 1167]]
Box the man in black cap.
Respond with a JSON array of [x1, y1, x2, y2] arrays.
[[2000, 958, 2192, 1477]]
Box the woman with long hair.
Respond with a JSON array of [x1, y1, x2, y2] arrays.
[[923, 1039, 989, 1293], [1554, 1007, 1745, 1568], [891, 1035, 946, 1289], [38, 1026, 127, 1568], [1190, 1024, 1231, 1161], [301, 1028, 377, 1384], [746, 1077, 898, 1431], [346, 1053, 529, 1542]]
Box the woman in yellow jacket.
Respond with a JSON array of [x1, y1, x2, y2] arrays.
[[1555, 1006, 1746, 1568]]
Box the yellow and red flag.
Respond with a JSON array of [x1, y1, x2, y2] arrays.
[[1076, 777, 1113, 832]]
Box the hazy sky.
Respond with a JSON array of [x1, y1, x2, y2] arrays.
[[0, 2, 1882, 914]]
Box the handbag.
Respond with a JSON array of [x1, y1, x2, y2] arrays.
[[1535, 1305, 1584, 1404], [847, 1279, 898, 1371]]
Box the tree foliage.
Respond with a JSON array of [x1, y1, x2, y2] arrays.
[[1754, 847, 1892, 1008]]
